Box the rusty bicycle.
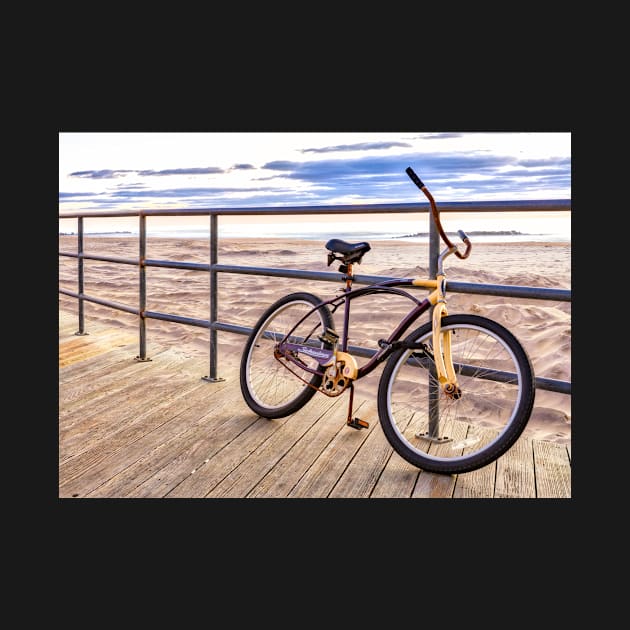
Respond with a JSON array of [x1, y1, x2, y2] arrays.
[[239, 167, 535, 474]]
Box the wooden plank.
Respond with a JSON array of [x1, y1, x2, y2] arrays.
[[494, 436, 536, 498], [60, 348, 199, 424], [58, 315, 150, 380], [59, 376, 214, 492], [452, 427, 499, 498], [452, 462, 496, 498], [60, 353, 198, 440], [124, 407, 258, 498], [287, 400, 375, 498], [247, 397, 349, 498], [411, 419, 471, 498], [165, 415, 285, 497], [75, 376, 257, 498], [328, 404, 396, 498], [59, 374, 234, 497], [367, 407, 420, 498], [367, 449, 420, 499], [58, 308, 572, 499], [59, 329, 138, 367], [532, 440, 571, 498], [412, 470, 457, 498], [59, 347, 171, 408], [60, 346, 143, 384], [165, 383, 325, 498], [59, 353, 209, 463], [206, 394, 346, 498]]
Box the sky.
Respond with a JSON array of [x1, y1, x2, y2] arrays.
[[59, 132, 571, 215]]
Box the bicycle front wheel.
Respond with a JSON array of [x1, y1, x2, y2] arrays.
[[378, 314, 535, 475], [240, 292, 335, 419]]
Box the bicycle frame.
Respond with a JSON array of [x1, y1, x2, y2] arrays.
[[276, 164, 471, 400], [276, 251, 459, 392]]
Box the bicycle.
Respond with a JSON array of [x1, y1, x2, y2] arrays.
[[239, 167, 535, 474]]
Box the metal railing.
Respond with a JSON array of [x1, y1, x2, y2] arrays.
[[58, 200, 571, 394]]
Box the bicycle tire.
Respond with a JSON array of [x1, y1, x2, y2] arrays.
[[377, 314, 535, 475], [240, 292, 335, 419]]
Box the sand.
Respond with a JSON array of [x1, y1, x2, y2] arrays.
[[58, 235, 571, 445]]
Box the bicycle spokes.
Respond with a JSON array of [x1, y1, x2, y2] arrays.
[[378, 314, 534, 474]]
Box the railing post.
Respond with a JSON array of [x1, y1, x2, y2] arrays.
[[428, 208, 440, 435], [203, 213, 225, 382], [74, 217, 88, 336], [429, 208, 439, 279], [135, 214, 151, 362]]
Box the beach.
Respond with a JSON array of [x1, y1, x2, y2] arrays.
[[58, 235, 571, 445]]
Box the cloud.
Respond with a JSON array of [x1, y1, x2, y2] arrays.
[[114, 182, 147, 190], [106, 186, 268, 199], [69, 167, 227, 179], [61, 145, 571, 212], [69, 169, 133, 179], [301, 141, 412, 153], [409, 133, 465, 140], [516, 157, 572, 168], [262, 152, 516, 184], [59, 192, 100, 198], [253, 151, 571, 203], [137, 167, 225, 176]]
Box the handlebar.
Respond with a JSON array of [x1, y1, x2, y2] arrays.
[[405, 166, 472, 260]]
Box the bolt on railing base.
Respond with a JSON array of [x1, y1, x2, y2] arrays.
[[134, 355, 152, 362], [201, 375, 225, 383]]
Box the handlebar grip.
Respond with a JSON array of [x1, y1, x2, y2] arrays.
[[456, 230, 472, 259], [405, 166, 425, 189]]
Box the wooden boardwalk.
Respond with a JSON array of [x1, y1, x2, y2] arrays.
[[58, 310, 571, 499]]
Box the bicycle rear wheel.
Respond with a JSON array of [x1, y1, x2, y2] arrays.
[[377, 314, 535, 474], [240, 292, 334, 419]]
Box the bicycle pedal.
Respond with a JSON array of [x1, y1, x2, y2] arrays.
[[318, 327, 339, 345], [347, 417, 369, 430]]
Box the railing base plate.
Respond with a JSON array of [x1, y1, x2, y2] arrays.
[[202, 376, 225, 383]]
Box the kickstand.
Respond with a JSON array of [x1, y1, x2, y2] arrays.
[[346, 383, 369, 430]]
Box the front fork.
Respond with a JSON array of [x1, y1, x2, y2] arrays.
[[429, 274, 461, 399]]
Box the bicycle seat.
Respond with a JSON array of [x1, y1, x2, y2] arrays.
[[325, 239, 371, 264]]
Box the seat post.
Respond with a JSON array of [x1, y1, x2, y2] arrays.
[[342, 262, 354, 291]]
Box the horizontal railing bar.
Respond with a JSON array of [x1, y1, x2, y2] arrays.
[[212, 263, 412, 287], [58, 284, 571, 394], [58, 252, 571, 302], [445, 280, 571, 302], [534, 376, 571, 395], [144, 311, 209, 328], [212, 321, 253, 336], [210, 322, 570, 394], [60, 252, 212, 272], [145, 259, 210, 272], [60, 262, 570, 307], [59, 251, 139, 265], [59, 289, 139, 315], [58, 199, 571, 220], [213, 263, 341, 282], [60, 255, 571, 302], [211, 264, 571, 302]]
